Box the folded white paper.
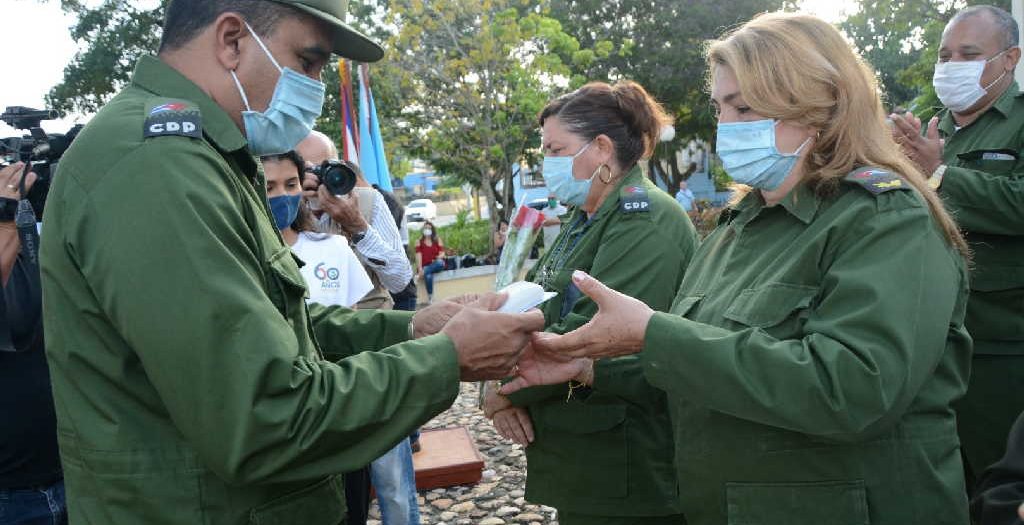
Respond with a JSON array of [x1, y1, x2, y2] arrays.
[[496, 281, 557, 313]]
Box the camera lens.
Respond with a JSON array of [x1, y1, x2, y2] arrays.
[[318, 161, 357, 196]]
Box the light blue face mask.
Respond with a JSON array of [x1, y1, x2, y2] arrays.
[[231, 22, 326, 156], [542, 141, 595, 207], [716, 119, 811, 191]]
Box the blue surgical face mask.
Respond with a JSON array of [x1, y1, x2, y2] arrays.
[[716, 119, 811, 191], [269, 193, 302, 230], [231, 22, 325, 156], [542, 141, 595, 206]]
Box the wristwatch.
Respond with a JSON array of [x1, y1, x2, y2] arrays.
[[0, 198, 18, 222], [928, 164, 947, 190], [351, 230, 368, 244]]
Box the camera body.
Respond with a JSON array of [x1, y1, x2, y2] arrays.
[[1, 107, 83, 221], [310, 159, 358, 196]]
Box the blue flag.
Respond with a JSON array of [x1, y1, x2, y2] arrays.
[[358, 64, 393, 191]]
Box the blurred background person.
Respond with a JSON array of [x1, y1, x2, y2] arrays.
[[0, 162, 66, 524], [674, 180, 694, 214], [298, 131, 412, 310], [483, 80, 698, 525], [540, 194, 566, 254], [971, 410, 1024, 524], [415, 220, 445, 305], [262, 151, 372, 307], [297, 131, 422, 525]]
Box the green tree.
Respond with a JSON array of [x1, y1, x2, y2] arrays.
[[842, 0, 1011, 119], [46, 0, 166, 115], [367, 0, 590, 234], [549, 0, 785, 189]]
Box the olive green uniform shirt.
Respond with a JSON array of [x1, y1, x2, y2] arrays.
[[508, 168, 697, 517], [937, 81, 1024, 350], [642, 173, 971, 525], [40, 56, 459, 525], [936, 82, 1024, 479]]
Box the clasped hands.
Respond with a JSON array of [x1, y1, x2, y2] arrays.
[[444, 270, 655, 445]]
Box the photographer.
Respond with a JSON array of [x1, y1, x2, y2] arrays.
[[0, 162, 66, 524], [297, 131, 412, 310], [297, 131, 421, 525]]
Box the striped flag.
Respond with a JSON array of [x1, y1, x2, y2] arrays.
[[357, 63, 393, 191], [338, 59, 360, 165]]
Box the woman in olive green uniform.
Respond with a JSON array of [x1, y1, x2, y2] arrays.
[[504, 13, 973, 525], [483, 81, 697, 524]]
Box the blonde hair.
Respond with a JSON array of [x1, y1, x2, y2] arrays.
[[707, 12, 968, 257]]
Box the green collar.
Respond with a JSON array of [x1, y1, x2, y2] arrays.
[[778, 182, 820, 224], [733, 180, 819, 225], [131, 56, 248, 153], [939, 81, 1022, 135]]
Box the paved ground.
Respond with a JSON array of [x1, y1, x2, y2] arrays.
[[367, 382, 559, 525]]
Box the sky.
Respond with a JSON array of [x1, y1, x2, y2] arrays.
[[0, 0, 857, 139]]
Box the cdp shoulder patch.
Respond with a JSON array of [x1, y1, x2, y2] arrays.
[[619, 185, 651, 214], [143, 99, 202, 139], [844, 168, 910, 195]]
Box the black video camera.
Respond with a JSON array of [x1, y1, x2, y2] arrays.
[[309, 159, 358, 196], [1, 106, 83, 221]]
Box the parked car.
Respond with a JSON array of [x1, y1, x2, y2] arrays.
[[405, 198, 438, 222], [526, 197, 549, 211]]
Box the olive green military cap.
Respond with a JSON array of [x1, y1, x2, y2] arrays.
[[272, 0, 384, 62]]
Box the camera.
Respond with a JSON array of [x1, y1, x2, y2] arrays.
[[1, 106, 83, 221], [309, 159, 358, 196]]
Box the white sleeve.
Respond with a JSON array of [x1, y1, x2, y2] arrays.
[[352, 191, 414, 293]]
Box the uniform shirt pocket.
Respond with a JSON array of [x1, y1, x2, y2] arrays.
[[266, 247, 309, 319], [724, 282, 818, 328], [956, 149, 1019, 175], [726, 480, 868, 525], [249, 475, 346, 525]]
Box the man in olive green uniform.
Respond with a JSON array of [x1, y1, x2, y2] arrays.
[[891, 5, 1024, 485], [39, 1, 542, 523]]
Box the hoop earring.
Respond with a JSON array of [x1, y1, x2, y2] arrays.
[[598, 164, 613, 184]]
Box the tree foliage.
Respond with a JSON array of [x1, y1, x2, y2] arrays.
[[46, 0, 166, 114], [548, 0, 785, 189], [358, 0, 589, 231]]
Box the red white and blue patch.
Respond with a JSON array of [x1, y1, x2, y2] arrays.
[[144, 99, 202, 139], [845, 168, 909, 195], [149, 102, 188, 115]]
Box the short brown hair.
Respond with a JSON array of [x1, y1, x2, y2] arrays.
[[539, 81, 673, 169]]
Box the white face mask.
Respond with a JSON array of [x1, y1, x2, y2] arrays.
[[933, 49, 1012, 112]]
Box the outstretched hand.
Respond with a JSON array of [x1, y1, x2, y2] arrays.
[[499, 344, 590, 395], [442, 292, 545, 382], [531, 271, 654, 359]]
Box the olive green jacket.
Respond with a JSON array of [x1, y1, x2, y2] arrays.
[[937, 82, 1024, 353], [643, 173, 972, 525], [508, 168, 697, 516], [40, 56, 459, 525]]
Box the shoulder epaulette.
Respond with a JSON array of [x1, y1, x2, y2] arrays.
[[844, 168, 910, 195], [143, 98, 202, 139], [619, 184, 651, 214]]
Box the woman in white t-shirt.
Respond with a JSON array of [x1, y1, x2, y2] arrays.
[[262, 151, 372, 307]]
